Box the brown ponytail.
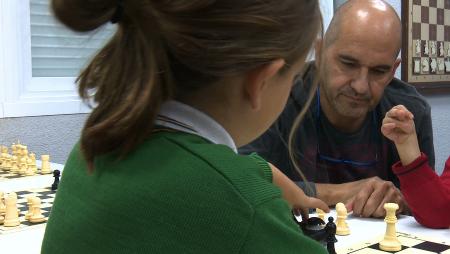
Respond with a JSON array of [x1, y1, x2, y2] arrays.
[[52, 0, 322, 169]]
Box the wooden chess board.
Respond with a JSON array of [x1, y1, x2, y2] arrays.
[[402, 0, 450, 87], [337, 232, 450, 254], [0, 187, 55, 235]]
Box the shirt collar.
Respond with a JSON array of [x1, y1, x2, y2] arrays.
[[155, 100, 237, 153]]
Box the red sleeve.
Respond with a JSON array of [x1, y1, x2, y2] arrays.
[[392, 154, 450, 229]]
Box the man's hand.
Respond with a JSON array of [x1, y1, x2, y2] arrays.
[[345, 176, 408, 218]]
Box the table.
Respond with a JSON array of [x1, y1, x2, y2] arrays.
[[1, 164, 449, 254]]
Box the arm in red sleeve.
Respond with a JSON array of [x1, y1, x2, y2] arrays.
[[392, 154, 450, 229]]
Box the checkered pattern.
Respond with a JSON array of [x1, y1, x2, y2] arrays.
[[0, 168, 47, 181], [0, 187, 55, 234], [339, 232, 450, 254], [411, 0, 450, 75]]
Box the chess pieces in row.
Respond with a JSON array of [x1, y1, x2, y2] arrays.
[[415, 40, 450, 58], [0, 191, 46, 227], [0, 143, 52, 175], [413, 58, 450, 74]]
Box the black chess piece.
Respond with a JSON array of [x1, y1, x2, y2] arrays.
[[51, 169, 60, 191], [325, 217, 337, 254]]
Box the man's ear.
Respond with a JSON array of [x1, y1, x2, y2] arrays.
[[314, 39, 323, 68], [392, 58, 401, 75], [244, 59, 285, 110]]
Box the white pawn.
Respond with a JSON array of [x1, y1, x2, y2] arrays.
[[4, 192, 20, 227], [0, 191, 6, 215], [41, 155, 52, 174], [29, 197, 45, 223], [335, 202, 350, 236], [379, 203, 401, 251], [316, 208, 326, 221], [25, 195, 36, 221], [10, 156, 19, 173]]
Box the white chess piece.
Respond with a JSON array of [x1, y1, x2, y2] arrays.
[[4, 192, 20, 227], [422, 58, 429, 73], [430, 41, 436, 56], [424, 40, 429, 55], [438, 59, 445, 72], [445, 59, 450, 73], [29, 197, 46, 223], [0, 191, 6, 214], [379, 203, 401, 251], [439, 42, 444, 57], [25, 195, 36, 221], [316, 208, 325, 221], [415, 40, 421, 55], [430, 58, 437, 73], [335, 202, 350, 235], [41, 154, 52, 174], [414, 59, 421, 73]]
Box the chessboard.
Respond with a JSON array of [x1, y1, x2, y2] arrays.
[[337, 232, 450, 254], [0, 187, 55, 235], [403, 0, 450, 86], [0, 169, 47, 181]]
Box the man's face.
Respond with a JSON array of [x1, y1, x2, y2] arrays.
[[318, 30, 400, 119]]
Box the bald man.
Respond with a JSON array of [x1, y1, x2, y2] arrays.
[[240, 0, 434, 218]]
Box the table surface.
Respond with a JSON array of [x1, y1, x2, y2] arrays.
[[1, 163, 449, 254]]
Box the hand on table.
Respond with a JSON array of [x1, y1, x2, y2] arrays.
[[345, 176, 408, 218]]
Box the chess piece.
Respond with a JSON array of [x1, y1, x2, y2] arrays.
[[335, 202, 350, 235], [422, 58, 429, 73], [25, 195, 36, 221], [379, 203, 401, 251], [19, 161, 28, 175], [439, 42, 444, 57], [424, 40, 429, 55], [41, 154, 52, 174], [316, 208, 325, 221], [0, 191, 6, 215], [29, 197, 45, 223], [413, 59, 421, 73], [438, 59, 445, 72], [445, 58, 450, 73], [430, 41, 436, 56], [415, 40, 421, 55], [3, 154, 11, 172], [52, 169, 61, 191], [325, 217, 337, 254], [4, 192, 20, 227], [430, 58, 437, 73], [10, 156, 19, 173]]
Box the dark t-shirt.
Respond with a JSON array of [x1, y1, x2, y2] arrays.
[[240, 62, 435, 195]]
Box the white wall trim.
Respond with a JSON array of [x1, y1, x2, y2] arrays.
[[0, 0, 89, 118]]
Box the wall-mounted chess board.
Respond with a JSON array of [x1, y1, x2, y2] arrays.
[[338, 232, 450, 254], [402, 0, 450, 88], [0, 187, 54, 235]]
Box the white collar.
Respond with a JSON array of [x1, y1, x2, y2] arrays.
[[155, 100, 237, 153]]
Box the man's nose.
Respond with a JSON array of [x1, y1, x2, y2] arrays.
[[350, 68, 370, 95]]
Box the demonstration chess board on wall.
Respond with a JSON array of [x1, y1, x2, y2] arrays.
[[338, 232, 450, 254], [402, 0, 450, 88], [0, 187, 54, 235]]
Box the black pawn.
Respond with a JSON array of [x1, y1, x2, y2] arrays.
[[325, 217, 337, 254], [51, 169, 61, 191]]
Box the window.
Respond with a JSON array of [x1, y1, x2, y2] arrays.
[[0, 0, 115, 118]]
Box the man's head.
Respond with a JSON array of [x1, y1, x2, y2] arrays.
[[316, 0, 401, 126]]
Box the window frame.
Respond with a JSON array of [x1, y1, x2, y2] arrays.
[[0, 0, 90, 118]]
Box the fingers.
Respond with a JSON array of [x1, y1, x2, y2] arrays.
[[350, 183, 373, 217], [305, 197, 330, 213], [373, 186, 404, 217]]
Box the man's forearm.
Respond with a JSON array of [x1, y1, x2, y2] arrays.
[[316, 179, 368, 205]]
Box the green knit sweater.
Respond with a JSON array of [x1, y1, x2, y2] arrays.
[[41, 131, 326, 254]]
